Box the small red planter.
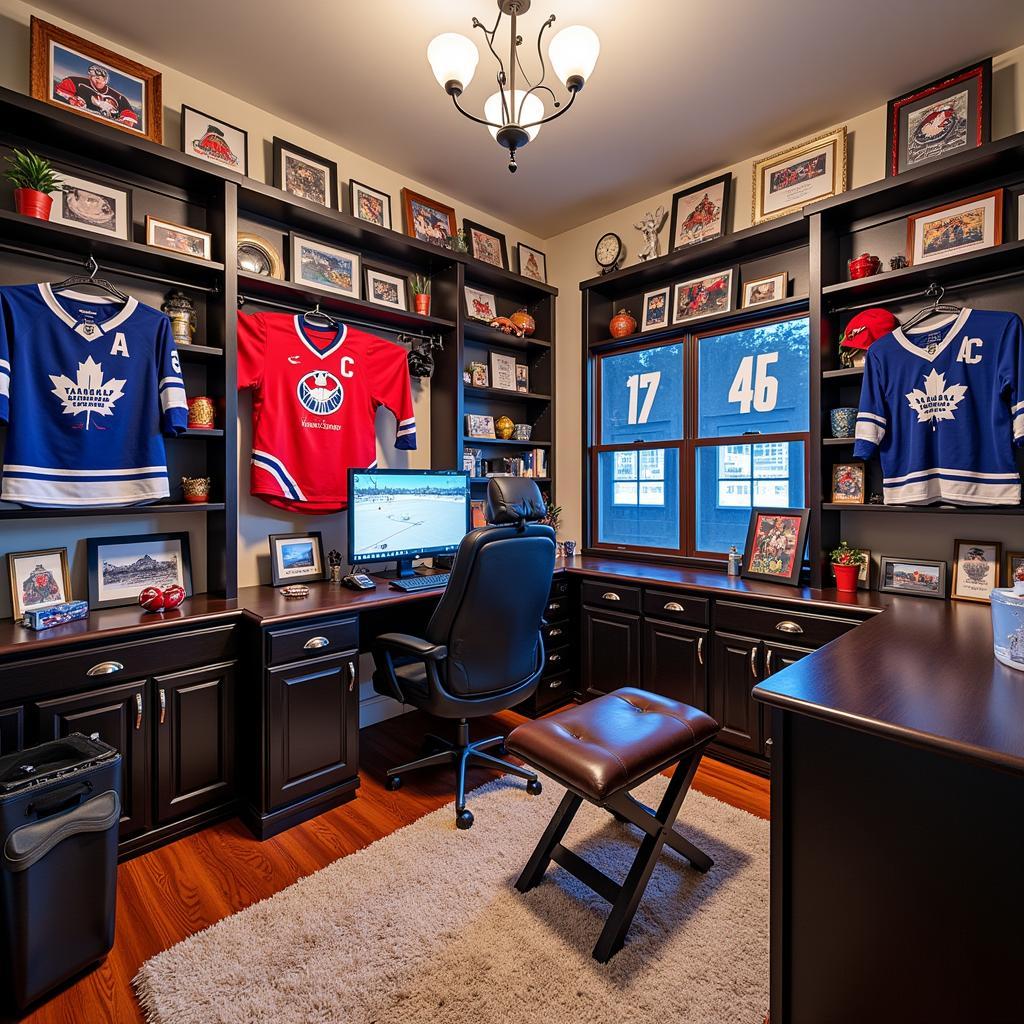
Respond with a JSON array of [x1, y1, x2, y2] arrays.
[[413, 293, 431, 316], [14, 188, 53, 220], [832, 562, 859, 593]]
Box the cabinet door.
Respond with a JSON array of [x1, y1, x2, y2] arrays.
[[642, 619, 708, 710], [0, 706, 24, 755], [266, 652, 358, 810], [761, 642, 814, 755], [35, 679, 149, 838], [582, 607, 641, 696], [709, 632, 762, 754], [154, 661, 236, 825]]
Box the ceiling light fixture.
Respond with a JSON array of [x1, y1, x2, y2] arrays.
[[426, 0, 599, 173]]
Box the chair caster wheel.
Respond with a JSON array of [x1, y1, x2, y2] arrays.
[[526, 779, 542, 796], [387, 776, 402, 791], [456, 809, 474, 830]]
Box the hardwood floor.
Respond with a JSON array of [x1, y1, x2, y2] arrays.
[[12, 709, 769, 1024]]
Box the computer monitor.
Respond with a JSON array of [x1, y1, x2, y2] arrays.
[[347, 468, 471, 578]]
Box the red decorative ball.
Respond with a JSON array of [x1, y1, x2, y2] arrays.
[[162, 584, 185, 609], [139, 586, 165, 612]]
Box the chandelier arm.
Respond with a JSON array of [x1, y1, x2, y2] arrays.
[[450, 91, 503, 130], [472, 11, 506, 81], [528, 14, 556, 91], [518, 85, 577, 129], [519, 83, 559, 108]]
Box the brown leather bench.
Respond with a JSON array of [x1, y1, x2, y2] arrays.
[[507, 687, 721, 961]]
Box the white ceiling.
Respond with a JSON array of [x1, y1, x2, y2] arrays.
[[32, 0, 1024, 237]]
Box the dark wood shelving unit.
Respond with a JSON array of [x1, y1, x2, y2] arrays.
[[465, 385, 552, 402], [0, 502, 226, 520], [176, 341, 225, 360], [822, 366, 863, 380], [463, 320, 551, 350], [822, 437, 855, 446], [464, 436, 551, 448], [822, 502, 1024, 515], [179, 429, 226, 439]]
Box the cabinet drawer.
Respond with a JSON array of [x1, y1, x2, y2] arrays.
[[581, 580, 641, 612], [542, 644, 571, 676], [642, 590, 709, 627], [542, 621, 572, 647], [549, 577, 571, 600], [544, 596, 572, 620], [266, 617, 358, 666], [534, 671, 573, 712], [715, 601, 860, 647]]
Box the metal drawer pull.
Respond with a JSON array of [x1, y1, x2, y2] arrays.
[[134, 692, 143, 731], [750, 648, 759, 680], [766, 649, 774, 674], [548, 653, 561, 663], [548, 627, 563, 638], [602, 592, 621, 601], [775, 621, 804, 634], [87, 661, 123, 677], [697, 636, 704, 666], [347, 660, 357, 692], [663, 601, 685, 612], [549, 678, 564, 689], [548, 601, 561, 612], [159, 688, 167, 725], [304, 636, 331, 650]]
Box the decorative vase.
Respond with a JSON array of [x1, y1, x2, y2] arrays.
[[609, 308, 637, 338], [414, 293, 431, 316], [187, 395, 216, 430], [512, 423, 532, 441], [833, 562, 859, 593], [14, 188, 53, 220], [495, 415, 515, 440], [510, 309, 536, 336], [181, 476, 211, 503], [847, 253, 882, 279], [829, 407, 858, 438]]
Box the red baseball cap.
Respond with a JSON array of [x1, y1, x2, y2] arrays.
[[839, 308, 898, 351]]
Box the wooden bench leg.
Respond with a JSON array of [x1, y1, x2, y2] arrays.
[[515, 790, 582, 893]]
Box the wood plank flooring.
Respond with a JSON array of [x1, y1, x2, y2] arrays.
[[12, 709, 769, 1024]]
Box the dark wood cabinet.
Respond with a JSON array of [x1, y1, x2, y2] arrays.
[[154, 661, 236, 825], [642, 618, 708, 710], [582, 605, 641, 695], [0, 706, 23, 755], [762, 641, 813, 755], [709, 632, 762, 755]]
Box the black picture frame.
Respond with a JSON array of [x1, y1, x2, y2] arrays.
[[86, 532, 193, 609], [463, 218, 509, 270], [49, 167, 132, 240], [516, 241, 547, 283], [740, 507, 810, 587], [885, 59, 992, 178], [349, 179, 392, 230], [180, 104, 249, 175], [669, 172, 731, 251], [878, 555, 948, 600], [272, 137, 339, 210], [268, 532, 325, 587]]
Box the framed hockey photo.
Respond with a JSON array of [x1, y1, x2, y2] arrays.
[[269, 532, 325, 587], [364, 267, 407, 310], [878, 556, 948, 599], [290, 235, 360, 299], [146, 216, 212, 260], [743, 272, 788, 308], [672, 269, 734, 324], [464, 219, 509, 270], [516, 242, 547, 283], [349, 180, 392, 229], [952, 539, 1001, 603], [907, 189, 1002, 266], [831, 462, 866, 504], [181, 105, 248, 174], [752, 127, 847, 224], [87, 532, 192, 610], [641, 286, 671, 332], [272, 138, 339, 210], [464, 285, 498, 322], [30, 17, 162, 143], [48, 171, 130, 240], [670, 173, 731, 250], [6, 547, 71, 619], [1006, 551, 1024, 586], [401, 188, 456, 247], [885, 59, 991, 177], [740, 507, 809, 587]]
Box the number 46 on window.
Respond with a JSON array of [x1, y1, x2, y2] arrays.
[[728, 352, 779, 414]]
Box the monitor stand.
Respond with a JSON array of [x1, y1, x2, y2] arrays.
[[374, 557, 421, 581]]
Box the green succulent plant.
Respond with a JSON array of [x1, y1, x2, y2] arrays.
[[4, 149, 62, 193], [410, 274, 431, 295]]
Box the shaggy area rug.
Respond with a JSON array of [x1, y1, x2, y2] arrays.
[[135, 775, 768, 1023]]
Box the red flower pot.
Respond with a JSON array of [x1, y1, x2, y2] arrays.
[[832, 562, 859, 593], [413, 293, 431, 316], [14, 188, 53, 220]]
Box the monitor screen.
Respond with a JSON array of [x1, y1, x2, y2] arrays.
[[348, 469, 470, 563]]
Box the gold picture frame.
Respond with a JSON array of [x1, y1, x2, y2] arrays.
[[236, 232, 284, 279], [752, 126, 848, 224]]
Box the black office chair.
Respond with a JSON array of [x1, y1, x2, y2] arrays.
[[372, 477, 556, 829]]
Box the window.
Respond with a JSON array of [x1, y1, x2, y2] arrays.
[[590, 315, 810, 559]]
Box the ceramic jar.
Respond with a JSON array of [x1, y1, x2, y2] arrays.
[[187, 395, 215, 430], [510, 309, 536, 336], [848, 253, 882, 279], [609, 308, 637, 338], [830, 407, 858, 438]]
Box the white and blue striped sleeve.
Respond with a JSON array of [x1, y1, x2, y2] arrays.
[[1002, 314, 1024, 446], [156, 316, 188, 435], [852, 348, 887, 459], [0, 295, 9, 423]]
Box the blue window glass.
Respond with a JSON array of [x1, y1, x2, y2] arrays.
[[597, 449, 679, 550], [600, 343, 684, 444], [697, 317, 810, 437], [695, 442, 805, 553]]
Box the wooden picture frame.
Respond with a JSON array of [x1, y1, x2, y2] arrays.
[[672, 268, 734, 325], [145, 215, 212, 261], [268, 532, 325, 587], [830, 462, 866, 504], [742, 272, 789, 308], [952, 539, 1001, 603], [669, 172, 731, 250], [349, 180, 392, 229], [30, 17, 162, 143], [272, 138, 339, 210], [1006, 550, 1024, 586], [181, 105, 248, 174], [641, 286, 671, 332], [290, 234, 360, 299], [740, 507, 810, 587], [401, 188, 456, 246], [752, 126, 847, 224], [906, 189, 1002, 266], [516, 242, 547, 283], [87, 532, 192, 610], [464, 219, 509, 270], [878, 556, 948, 599], [6, 547, 71, 619]]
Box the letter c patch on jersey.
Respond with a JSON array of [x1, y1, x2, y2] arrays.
[[339, 355, 354, 378], [957, 336, 983, 364], [297, 370, 343, 416]]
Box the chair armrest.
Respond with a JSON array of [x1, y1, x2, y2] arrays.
[[375, 633, 448, 662]]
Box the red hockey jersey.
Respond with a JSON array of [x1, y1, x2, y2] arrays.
[[237, 312, 416, 513]]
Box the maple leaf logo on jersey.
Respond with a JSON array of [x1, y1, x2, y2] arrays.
[[905, 368, 968, 424], [49, 356, 127, 430]]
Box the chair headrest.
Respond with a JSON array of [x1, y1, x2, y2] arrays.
[[485, 477, 547, 527]]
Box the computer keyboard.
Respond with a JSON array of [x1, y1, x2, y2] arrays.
[[389, 573, 451, 592]]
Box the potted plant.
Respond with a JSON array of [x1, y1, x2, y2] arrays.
[[4, 149, 62, 221], [410, 274, 431, 316], [830, 541, 866, 594]]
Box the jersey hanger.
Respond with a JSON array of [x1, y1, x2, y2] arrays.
[[301, 303, 339, 329], [900, 282, 962, 332], [52, 255, 129, 303]]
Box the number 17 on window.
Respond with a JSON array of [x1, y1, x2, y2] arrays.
[[728, 352, 779, 414], [625, 371, 661, 425]]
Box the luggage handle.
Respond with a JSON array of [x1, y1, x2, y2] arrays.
[[26, 780, 93, 819]]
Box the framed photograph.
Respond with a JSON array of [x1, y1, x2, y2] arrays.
[[670, 173, 731, 250], [364, 267, 407, 310], [86, 532, 192, 610], [6, 547, 71, 619], [30, 17, 162, 142], [469, 361, 489, 388], [269, 532, 325, 587], [290, 235, 360, 299], [831, 462, 866, 504], [465, 414, 496, 439], [349, 180, 392, 229], [878, 556, 948, 599], [1006, 551, 1024, 586], [237, 232, 283, 279], [146, 216, 212, 261], [489, 351, 518, 392], [672, 269, 734, 325], [516, 242, 547, 283], [464, 285, 498, 322], [48, 171, 130, 240], [740, 508, 810, 587], [886, 60, 991, 177], [743, 272, 788, 308], [952, 540, 1001, 602], [907, 189, 1002, 266], [464, 219, 509, 270], [857, 549, 872, 590], [181, 105, 247, 173], [516, 364, 530, 393], [401, 188, 456, 246], [272, 138, 339, 209], [752, 127, 847, 224], [641, 286, 671, 332]]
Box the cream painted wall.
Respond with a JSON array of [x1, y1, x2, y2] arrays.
[[547, 43, 1024, 544]]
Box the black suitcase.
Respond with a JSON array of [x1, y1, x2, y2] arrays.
[[0, 734, 121, 1010]]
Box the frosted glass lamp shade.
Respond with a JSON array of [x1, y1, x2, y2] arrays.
[[548, 25, 600, 89], [484, 90, 545, 141], [427, 33, 479, 92]]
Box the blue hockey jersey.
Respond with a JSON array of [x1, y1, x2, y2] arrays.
[[853, 308, 1024, 505], [0, 283, 188, 507]]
